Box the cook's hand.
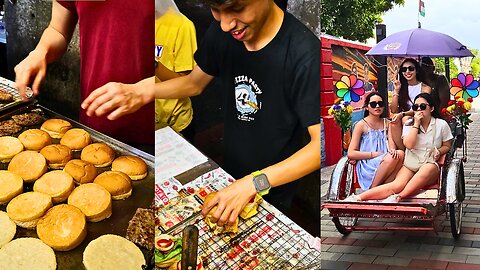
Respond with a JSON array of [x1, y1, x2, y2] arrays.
[[14, 51, 47, 100], [81, 82, 150, 120], [201, 177, 257, 227]]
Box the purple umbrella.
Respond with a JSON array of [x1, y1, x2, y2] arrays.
[[366, 28, 473, 58]]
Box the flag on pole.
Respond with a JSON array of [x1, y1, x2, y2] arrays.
[[419, 0, 425, 17]]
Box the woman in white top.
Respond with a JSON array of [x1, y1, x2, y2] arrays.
[[346, 93, 453, 202], [390, 58, 431, 151]]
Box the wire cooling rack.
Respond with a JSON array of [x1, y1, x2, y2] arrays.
[[0, 77, 33, 110], [163, 203, 321, 270]]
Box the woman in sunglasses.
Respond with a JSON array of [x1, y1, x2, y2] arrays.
[[390, 58, 432, 151], [346, 93, 453, 202], [347, 92, 404, 190]]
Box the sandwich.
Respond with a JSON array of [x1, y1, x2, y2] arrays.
[[37, 204, 87, 251], [40, 118, 72, 139], [6, 191, 52, 229], [0, 136, 24, 162], [63, 159, 98, 185], [0, 170, 23, 205], [18, 129, 52, 151], [60, 128, 91, 150], [40, 144, 72, 169], [33, 170, 75, 204], [81, 143, 115, 167], [111, 155, 148, 180], [8, 150, 48, 182], [155, 234, 182, 268], [93, 171, 132, 200], [68, 183, 112, 222]]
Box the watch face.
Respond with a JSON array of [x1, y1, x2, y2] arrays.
[[255, 174, 270, 190]]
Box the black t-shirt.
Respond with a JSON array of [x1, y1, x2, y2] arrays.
[[195, 12, 320, 180]]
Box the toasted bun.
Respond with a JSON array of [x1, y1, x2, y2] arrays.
[[111, 155, 148, 180], [33, 170, 75, 204], [40, 144, 72, 169], [83, 234, 145, 270], [167, 258, 204, 270], [204, 192, 239, 234], [18, 129, 52, 151], [64, 159, 98, 185], [37, 204, 87, 251], [68, 183, 112, 222], [0, 211, 16, 248], [0, 136, 24, 162], [239, 194, 263, 219], [60, 128, 91, 150], [81, 143, 115, 167], [40, 118, 72, 139], [93, 171, 132, 200], [6, 192, 52, 229], [0, 170, 23, 205], [0, 238, 56, 270], [8, 150, 47, 182]]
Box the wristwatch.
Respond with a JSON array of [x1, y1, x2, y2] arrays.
[[251, 170, 271, 196]]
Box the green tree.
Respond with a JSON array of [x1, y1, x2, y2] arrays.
[[434, 58, 459, 79], [321, 0, 404, 42], [469, 48, 480, 77]]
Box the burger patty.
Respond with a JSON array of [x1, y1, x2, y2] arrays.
[[0, 91, 13, 102], [126, 208, 154, 250], [12, 113, 44, 126], [0, 120, 22, 136]]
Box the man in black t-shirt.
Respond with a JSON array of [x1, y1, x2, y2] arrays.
[[421, 57, 450, 112], [156, 0, 320, 227]]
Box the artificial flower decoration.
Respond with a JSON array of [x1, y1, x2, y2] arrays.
[[443, 97, 473, 129], [335, 74, 365, 102], [328, 98, 353, 132], [450, 73, 479, 100]]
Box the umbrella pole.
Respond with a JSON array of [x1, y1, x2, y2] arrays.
[[445, 57, 450, 82]]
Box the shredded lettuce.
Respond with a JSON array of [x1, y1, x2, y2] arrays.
[[155, 238, 182, 263]]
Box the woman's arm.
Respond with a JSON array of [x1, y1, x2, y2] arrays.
[[347, 122, 381, 160]]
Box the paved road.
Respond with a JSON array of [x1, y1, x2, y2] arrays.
[[321, 113, 480, 270]]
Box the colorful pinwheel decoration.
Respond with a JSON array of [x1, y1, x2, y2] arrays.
[[335, 74, 365, 102], [450, 73, 479, 100]]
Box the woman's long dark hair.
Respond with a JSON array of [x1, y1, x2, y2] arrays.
[[363, 91, 385, 117], [414, 92, 441, 119], [398, 58, 424, 112]]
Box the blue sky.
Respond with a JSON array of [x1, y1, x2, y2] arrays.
[[382, 0, 480, 50]]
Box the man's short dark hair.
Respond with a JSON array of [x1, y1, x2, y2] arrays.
[[205, 0, 237, 6], [421, 56, 434, 67]]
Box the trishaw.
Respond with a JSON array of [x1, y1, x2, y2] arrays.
[[322, 27, 473, 238], [321, 122, 465, 238]]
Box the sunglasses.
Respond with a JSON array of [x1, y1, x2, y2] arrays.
[[400, 66, 415, 72], [412, 103, 429, 111], [369, 101, 385, 108]]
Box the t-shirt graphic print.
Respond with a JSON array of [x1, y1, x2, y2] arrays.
[[234, 75, 262, 122]]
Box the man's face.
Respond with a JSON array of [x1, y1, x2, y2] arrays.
[[210, 0, 271, 43]]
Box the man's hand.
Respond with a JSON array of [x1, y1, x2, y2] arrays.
[[14, 51, 47, 100], [201, 177, 257, 227], [81, 77, 154, 120]]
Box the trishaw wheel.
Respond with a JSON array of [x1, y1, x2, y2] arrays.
[[449, 202, 463, 238], [332, 217, 357, 235]]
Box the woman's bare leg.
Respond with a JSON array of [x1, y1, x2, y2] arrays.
[[390, 121, 405, 151], [382, 150, 405, 184], [370, 151, 404, 188], [398, 163, 439, 200], [359, 166, 414, 201]]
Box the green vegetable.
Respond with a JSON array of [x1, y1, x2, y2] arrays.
[[155, 238, 182, 263]]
